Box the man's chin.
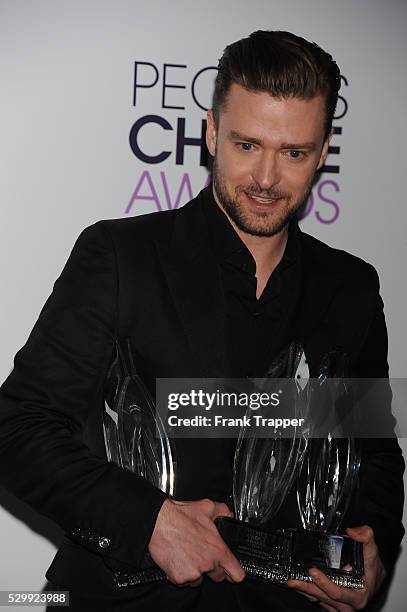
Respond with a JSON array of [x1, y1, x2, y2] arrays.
[[231, 216, 289, 237], [227, 206, 292, 237], [213, 185, 296, 237]]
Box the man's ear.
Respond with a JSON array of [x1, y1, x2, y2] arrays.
[[317, 128, 334, 170], [206, 109, 217, 157]]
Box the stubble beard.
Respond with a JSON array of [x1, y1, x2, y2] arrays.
[[212, 155, 314, 237]]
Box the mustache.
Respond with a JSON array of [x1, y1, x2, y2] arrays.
[[236, 185, 289, 200]]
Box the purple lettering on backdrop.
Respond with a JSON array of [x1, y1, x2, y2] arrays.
[[125, 173, 341, 222], [315, 180, 340, 224], [125, 170, 162, 214], [161, 172, 193, 209]]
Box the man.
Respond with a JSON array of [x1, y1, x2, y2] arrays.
[[0, 30, 404, 611]]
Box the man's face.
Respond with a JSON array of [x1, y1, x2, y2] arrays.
[[206, 83, 331, 237]]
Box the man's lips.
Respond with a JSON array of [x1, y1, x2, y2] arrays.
[[243, 192, 283, 208]]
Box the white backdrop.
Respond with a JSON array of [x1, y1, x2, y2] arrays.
[[0, 1, 406, 610]]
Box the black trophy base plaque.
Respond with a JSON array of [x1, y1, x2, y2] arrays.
[[215, 518, 365, 589], [113, 566, 165, 588], [113, 518, 364, 589], [214, 517, 292, 583], [286, 527, 364, 588]]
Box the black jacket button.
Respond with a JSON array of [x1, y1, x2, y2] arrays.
[[98, 536, 111, 549]]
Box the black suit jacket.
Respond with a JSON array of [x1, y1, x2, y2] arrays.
[[0, 187, 404, 610]]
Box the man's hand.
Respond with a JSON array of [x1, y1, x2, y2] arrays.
[[287, 525, 386, 610], [148, 498, 246, 587]]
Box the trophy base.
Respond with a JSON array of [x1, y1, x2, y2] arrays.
[[113, 518, 364, 589], [287, 527, 365, 589], [113, 566, 165, 588], [215, 518, 365, 589], [214, 517, 292, 584]]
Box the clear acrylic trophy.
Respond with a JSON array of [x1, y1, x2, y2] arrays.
[[215, 343, 307, 583], [290, 352, 364, 588], [215, 345, 365, 589], [103, 339, 175, 586]]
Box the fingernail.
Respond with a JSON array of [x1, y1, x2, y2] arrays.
[[309, 569, 318, 579]]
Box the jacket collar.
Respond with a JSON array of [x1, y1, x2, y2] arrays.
[[155, 189, 228, 376]]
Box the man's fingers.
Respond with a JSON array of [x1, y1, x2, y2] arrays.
[[218, 547, 245, 583], [346, 525, 379, 568], [220, 560, 245, 583], [221, 563, 246, 583], [346, 525, 374, 544], [208, 500, 244, 582], [212, 501, 234, 519], [149, 497, 243, 589], [307, 568, 350, 602], [223, 569, 237, 584], [287, 578, 328, 601], [206, 564, 227, 583], [308, 568, 363, 607], [288, 580, 352, 611]]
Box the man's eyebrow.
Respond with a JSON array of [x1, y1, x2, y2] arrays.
[[280, 142, 317, 151], [228, 130, 263, 145]]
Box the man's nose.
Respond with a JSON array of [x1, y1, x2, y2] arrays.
[[251, 153, 281, 191]]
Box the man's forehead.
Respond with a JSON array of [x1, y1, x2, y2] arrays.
[[217, 84, 326, 141]]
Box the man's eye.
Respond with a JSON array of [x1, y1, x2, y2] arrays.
[[239, 142, 253, 151], [288, 150, 305, 159]]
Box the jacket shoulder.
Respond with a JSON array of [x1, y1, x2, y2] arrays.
[[91, 188, 206, 247], [300, 230, 380, 292], [97, 208, 177, 242]]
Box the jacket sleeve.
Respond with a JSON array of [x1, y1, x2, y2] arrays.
[[0, 221, 167, 571], [352, 268, 405, 577]]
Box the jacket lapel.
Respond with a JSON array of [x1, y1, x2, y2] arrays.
[[296, 231, 348, 375], [155, 195, 229, 377]]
